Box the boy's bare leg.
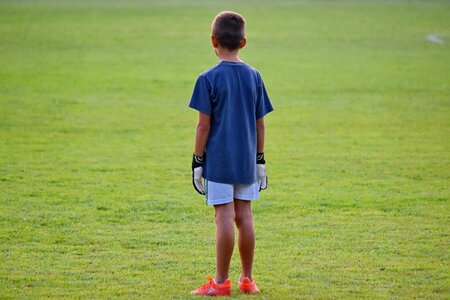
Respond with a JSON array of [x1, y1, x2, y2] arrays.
[[214, 202, 235, 284], [234, 198, 255, 281]]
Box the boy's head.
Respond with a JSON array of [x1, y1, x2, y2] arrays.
[[211, 11, 246, 51]]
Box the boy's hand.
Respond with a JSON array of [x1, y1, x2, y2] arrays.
[[257, 153, 268, 191], [192, 154, 205, 195]]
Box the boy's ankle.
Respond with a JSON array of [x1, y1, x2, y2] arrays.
[[214, 277, 229, 285], [239, 275, 253, 283]]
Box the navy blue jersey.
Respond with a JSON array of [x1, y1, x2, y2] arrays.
[[189, 61, 273, 184]]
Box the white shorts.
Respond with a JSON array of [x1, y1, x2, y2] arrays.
[[205, 180, 260, 206]]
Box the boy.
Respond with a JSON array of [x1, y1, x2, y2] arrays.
[[189, 11, 273, 296]]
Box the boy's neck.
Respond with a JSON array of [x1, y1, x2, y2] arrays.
[[216, 47, 243, 63]]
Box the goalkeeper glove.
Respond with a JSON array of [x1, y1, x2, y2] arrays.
[[257, 152, 268, 191], [192, 154, 205, 195]]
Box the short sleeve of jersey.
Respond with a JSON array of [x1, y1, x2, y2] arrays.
[[189, 75, 212, 116], [256, 74, 274, 119]]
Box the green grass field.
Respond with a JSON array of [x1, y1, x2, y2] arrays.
[[1, 0, 449, 298]]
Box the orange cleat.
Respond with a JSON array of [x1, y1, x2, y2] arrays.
[[238, 277, 260, 294], [191, 276, 231, 296]]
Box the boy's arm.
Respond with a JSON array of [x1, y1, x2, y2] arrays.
[[256, 117, 265, 153], [256, 117, 268, 191], [194, 112, 211, 156], [191, 112, 210, 195]]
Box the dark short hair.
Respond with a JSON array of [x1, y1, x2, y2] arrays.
[[212, 11, 246, 51]]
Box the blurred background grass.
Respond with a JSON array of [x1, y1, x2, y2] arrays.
[[1, 0, 449, 298]]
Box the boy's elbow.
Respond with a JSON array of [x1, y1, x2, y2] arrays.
[[197, 122, 211, 133], [256, 118, 265, 131]]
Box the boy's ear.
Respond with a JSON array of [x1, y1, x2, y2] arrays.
[[211, 35, 219, 48], [239, 38, 247, 49]]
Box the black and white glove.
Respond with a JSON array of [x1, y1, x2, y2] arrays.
[[257, 152, 268, 191], [192, 154, 205, 195]]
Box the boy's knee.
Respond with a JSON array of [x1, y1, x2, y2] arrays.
[[214, 205, 235, 225], [235, 209, 253, 227]]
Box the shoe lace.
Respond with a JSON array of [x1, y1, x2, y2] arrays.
[[200, 276, 214, 289]]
